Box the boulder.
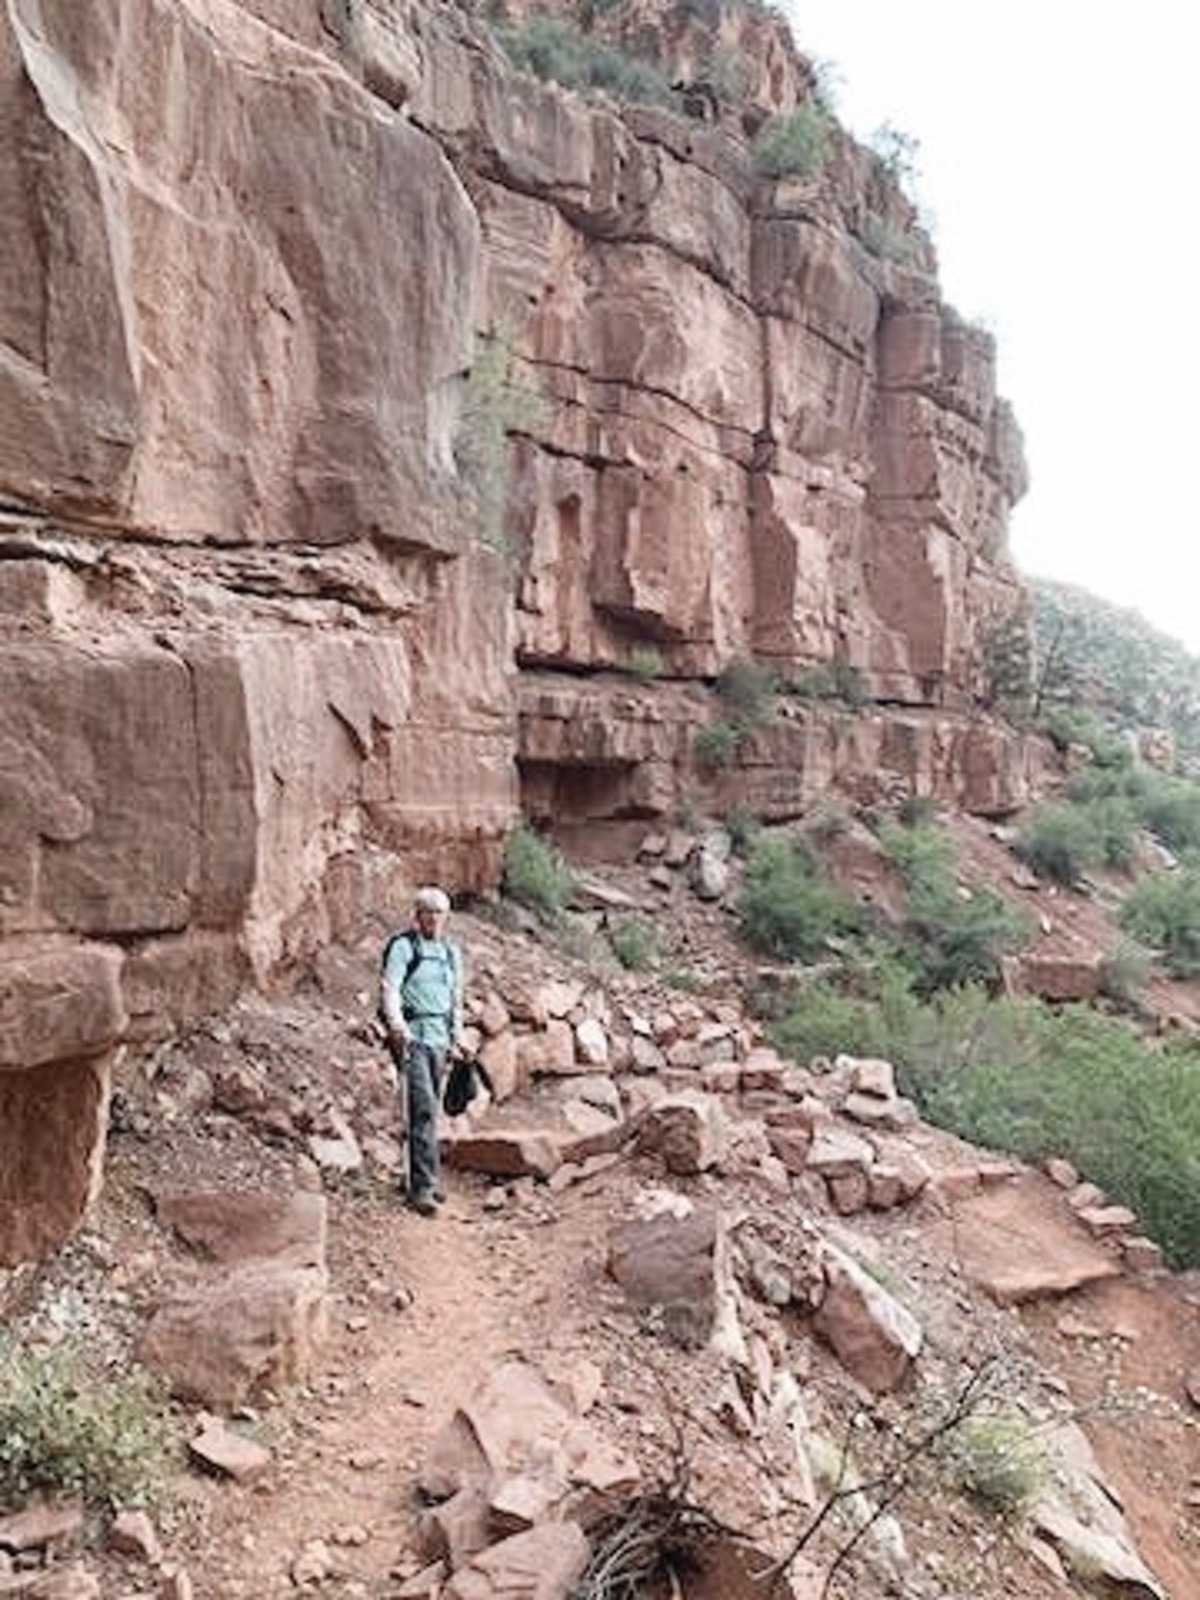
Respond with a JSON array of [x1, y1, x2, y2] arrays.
[[154, 1189, 326, 1267], [188, 1417, 272, 1482], [607, 1206, 723, 1343], [420, 1360, 638, 1523], [636, 1093, 726, 1174], [0, 951, 117, 1268], [139, 1240, 328, 1408], [442, 1522, 588, 1600], [952, 1177, 1122, 1306], [812, 1246, 923, 1394], [444, 1129, 563, 1181]]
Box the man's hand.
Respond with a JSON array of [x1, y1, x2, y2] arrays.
[[389, 1024, 411, 1053]]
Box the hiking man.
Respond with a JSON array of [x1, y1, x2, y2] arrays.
[[380, 885, 464, 1216]]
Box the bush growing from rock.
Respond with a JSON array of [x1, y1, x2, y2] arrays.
[[751, 104, 833, 178], [792, 659, 870, 706], [456, 326, 547, 553], [626, 646, 663, 683], [499, 17, 674, 107], [944, 1413, 1045, 1517], [715, 655, 777, 729], [693, 719, 739, 773], [502, 822, 577, 921], [608, 917, 657, 971]]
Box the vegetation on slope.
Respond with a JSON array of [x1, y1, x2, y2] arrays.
[[730, 803, 1200, 1270], [1030, 578, 1200, 770]]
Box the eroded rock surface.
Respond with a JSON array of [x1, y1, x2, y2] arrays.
[[1, 0, 1036, 1259]]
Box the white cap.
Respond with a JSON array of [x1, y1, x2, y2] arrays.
[[414, 885, 451, 913]]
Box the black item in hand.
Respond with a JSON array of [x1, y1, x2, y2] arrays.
[[442, 1055, 492, 1117]]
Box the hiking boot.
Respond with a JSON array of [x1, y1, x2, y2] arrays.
[[409, 1190, 439, 1217]]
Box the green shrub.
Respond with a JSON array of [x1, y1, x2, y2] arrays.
[[1137, 773, 1200, 856], [1098, 939, 1152, 1011], [771, 969, 1200, 1267], [803, 798, 852, 845], [502, 823, 577, 920], [0, 1340, 174, 1509], [881, 821, 1028, 994], [725, 804, 761, 857], [500, 17, 674, 107], [752, 104, 834, 179], [903, 878, 1028, 995], [1119, 870, 1200, 976], [1065, 763, 1133, 805], [693, 720, 740, 773], [1015, 802, 1105, 887], [456, 326, 547, 553], [626, 647, 663, 683], [608, 917, 657, 971], [716, 656, 777, 729], [1082, 795, 1139, 868], [793, 660, 870, 707], [944, 1414, 1044, 1517], [858, 212, 924, 267], [707, 44, 754, 103], [793, 662, 839, 701], [902, 999, 1200, 1268], [1064, 767, 1200, 859], [771, 950, 916, 1064], [737, 835, 864, 961], [1039, 708, 1131, 768], [867, 120, 921, 188], [879, 818, 953, 884]]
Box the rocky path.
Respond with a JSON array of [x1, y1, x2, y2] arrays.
[[6, 894, 1200, 1600], [167, 1184, 532, 1597]]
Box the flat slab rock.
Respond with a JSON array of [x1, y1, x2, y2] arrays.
[[0, 1503, 84, 1554], [949, 1175, 1122, 1305]]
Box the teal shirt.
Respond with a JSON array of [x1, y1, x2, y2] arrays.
[[381, 932, 463, 1050]]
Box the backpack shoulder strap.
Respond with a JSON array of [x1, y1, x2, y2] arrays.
[[381, 930, 407, 970], [381, 931, 424, 984], [404, 937, 427, 986]]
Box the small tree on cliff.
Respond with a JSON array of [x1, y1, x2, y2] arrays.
[[456, 325, 547, 555], [976, 605, 1034, 719]]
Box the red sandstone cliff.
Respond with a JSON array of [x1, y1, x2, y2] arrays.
[[1, 0, 1035, 1260]]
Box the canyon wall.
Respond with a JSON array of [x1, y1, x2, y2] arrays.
[[0, 0, 1033, 1260]]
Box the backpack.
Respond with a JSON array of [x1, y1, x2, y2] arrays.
[[376, 933, 431, 1028], [377, 932, 460, 1029]]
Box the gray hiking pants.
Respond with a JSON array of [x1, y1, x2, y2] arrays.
[[399, 1039, 445, 1199]]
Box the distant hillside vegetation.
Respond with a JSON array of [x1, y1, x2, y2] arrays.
[[1030, 578, 1200, 771]]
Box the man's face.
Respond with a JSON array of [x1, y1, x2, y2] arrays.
[[415, 906, 447, 938]]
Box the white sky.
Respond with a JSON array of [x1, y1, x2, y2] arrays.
[[783, 1, 1200, 654]]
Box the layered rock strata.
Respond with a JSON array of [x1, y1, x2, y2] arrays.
[[0, 0, 1031, 1259]]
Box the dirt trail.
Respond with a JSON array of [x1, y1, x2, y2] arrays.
[[169, 1185, 532, 1596]]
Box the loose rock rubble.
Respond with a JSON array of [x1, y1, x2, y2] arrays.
[[1, 872, 1198, 1599]]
